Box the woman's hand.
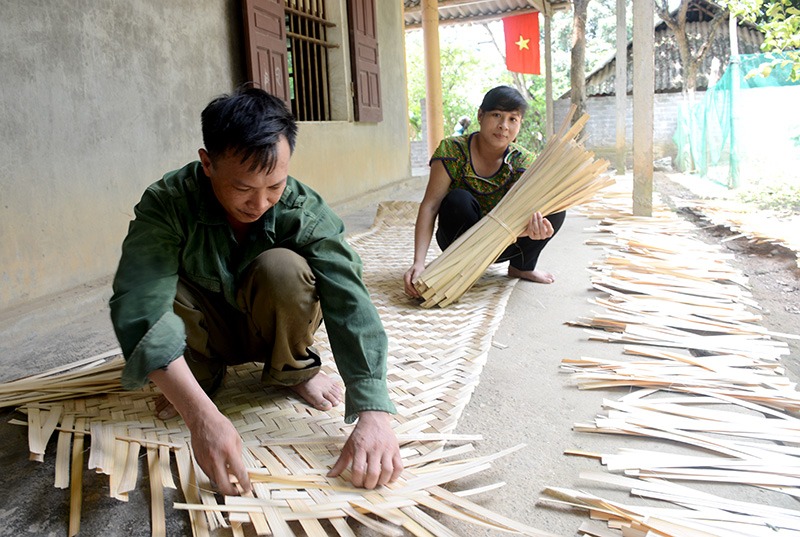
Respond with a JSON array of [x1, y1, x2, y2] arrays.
[[522, 212, 555, 240], [403, 262, 425, 298]]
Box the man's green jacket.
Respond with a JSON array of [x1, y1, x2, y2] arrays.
[[110, 161, 395, 422]]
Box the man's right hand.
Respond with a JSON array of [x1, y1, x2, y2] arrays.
[[148, 356, 252, 496], [186, 406, 251, 496]]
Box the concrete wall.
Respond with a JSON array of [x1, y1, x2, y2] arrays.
[[0, 0, 410, 309], [554, 92, 687, 164]]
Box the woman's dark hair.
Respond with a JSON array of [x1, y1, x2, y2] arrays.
[[479, 86, 529, 116], [201, 86, 298, 173]]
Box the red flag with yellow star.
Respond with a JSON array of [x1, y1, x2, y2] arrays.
[[503, 12, 540, 75]]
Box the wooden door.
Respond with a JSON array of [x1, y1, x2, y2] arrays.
[[348, 0, 382, 122], [243, 0, 291, 107]]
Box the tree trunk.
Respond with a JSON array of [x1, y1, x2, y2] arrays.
[[655, 0, 726, 103], [570, 0, 591, 121]]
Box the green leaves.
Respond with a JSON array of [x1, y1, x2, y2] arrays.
[[714, 0, 800, 80]]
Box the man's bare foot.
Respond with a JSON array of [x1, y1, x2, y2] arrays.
[[508, 265, 555, 284], [289, 372, 343, 411], [154, 394, 179, 420]]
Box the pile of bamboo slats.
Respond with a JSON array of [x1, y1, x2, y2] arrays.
[[542, 473, 800, 537], [0, 348, 124, 408], [413, 109, 615, 308], [553, 176, 800, 535], [4, 201, 550, 537], [563, 346, 799, 412]]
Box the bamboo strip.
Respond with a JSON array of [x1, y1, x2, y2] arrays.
[[174, 446, 210, 537], [400, 505, 462, 537], [287, 497, 329, 537], [256, 432, 481, 446], [146, 431, 166, 537], [68, 411, 85, 537], [55, 412, 75, 488], [117, 426, 141, 494], [341, 505, 404, 536], [239, 449, 271, 533], [159, 439, 176, 490], [28, 404, 62, 461], [427, 485, 561, 537], [110, 423, 130, 501], [579, 473, 800, 528]]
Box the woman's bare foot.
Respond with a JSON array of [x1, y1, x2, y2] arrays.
[[508, 265, 555, 284], [154, 394, 179, 420], [290, 372, 343, 411]]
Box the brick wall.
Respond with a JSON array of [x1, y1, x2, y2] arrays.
[[411, 140, 429, 171], [410, 98, 430, 174], [554, 92, 690, 164]]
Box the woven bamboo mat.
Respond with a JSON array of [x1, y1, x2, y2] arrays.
[[15, 201, 563, 537]]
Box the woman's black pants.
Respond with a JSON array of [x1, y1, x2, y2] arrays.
[[435, 188, 566, 272]]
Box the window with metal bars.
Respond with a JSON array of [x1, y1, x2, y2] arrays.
[[243, 0, 382, 123], [285, 1, 336, 121]]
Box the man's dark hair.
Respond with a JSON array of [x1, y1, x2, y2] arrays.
[[201, 86, 298, 173], [479, 86, 529, 116]]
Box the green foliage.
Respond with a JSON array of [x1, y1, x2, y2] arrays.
[[406, 36, 485, 140], [406, 0, 632, 153], [405, 0, 631, 150], [509, 76, 548, 155], [736, 180, 800, 214], [720, 0, 800, 81], [548, 0, 632, 91], [405, 26, 547, 153]]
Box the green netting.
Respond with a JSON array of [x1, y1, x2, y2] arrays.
[[674, 52, 800, 189]]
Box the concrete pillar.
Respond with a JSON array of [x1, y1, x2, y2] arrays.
[[614, 0, 627, 174], [544, 14, 554, 139], [728, 13, 740, 188], [632, 0, 654, 216], [421, 0, 444, 158]]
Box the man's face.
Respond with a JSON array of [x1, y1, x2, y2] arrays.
[[199, 136, 291, 229]]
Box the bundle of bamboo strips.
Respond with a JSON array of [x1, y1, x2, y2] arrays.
[[413, 108, 614, 308], [0, 348, 124, 409]]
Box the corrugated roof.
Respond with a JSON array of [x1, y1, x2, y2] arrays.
[[403, 0, 571, 29]]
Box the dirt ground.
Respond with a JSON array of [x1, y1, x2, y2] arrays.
[[655, 172, 800, 377]]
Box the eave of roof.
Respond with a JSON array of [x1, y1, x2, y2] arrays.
[[403, 0, 571, 29]]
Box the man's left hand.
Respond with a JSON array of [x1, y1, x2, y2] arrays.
[[328, 411, 403, 489]]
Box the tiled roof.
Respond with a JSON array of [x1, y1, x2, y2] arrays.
[[584, 19, 765, 96], [403, 0, 571, 29]]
